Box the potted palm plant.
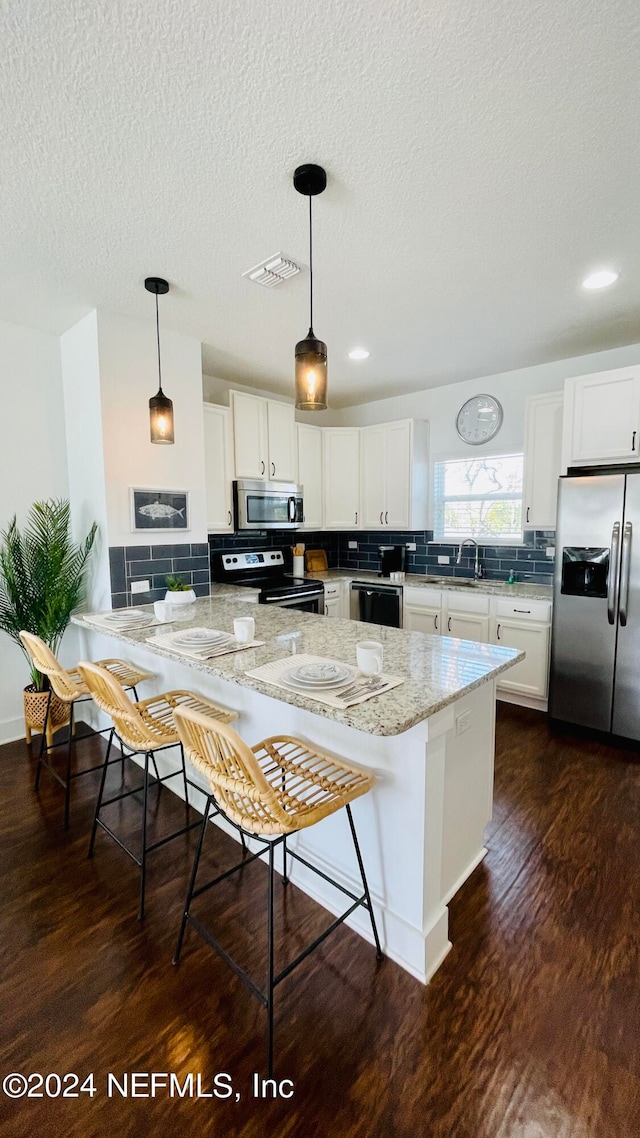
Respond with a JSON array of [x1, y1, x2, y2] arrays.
[[0, 499, 97, 744]]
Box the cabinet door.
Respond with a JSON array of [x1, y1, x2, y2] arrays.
[[494, 619, 550, 697], [384, 422, 412, 528], [203, 404, 234, 532], [297, 424, 323, 528], [323, 430, 360, 528], [267, 400, 297, 481], [360, 426, 386, 527], [403, 603, 440, 634], [523, 392, 563, 529], [570, 369, 640, 464], [444, 611, 490, 642], [324, 595, 341, 618], [231, 392, 268, 479]]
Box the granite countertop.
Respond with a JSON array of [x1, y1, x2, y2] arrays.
[[73, 597, 523, 737], [310, 568, 553, 602], [206, 583, 261, 599]]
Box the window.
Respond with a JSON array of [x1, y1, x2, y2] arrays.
[[433, 454, 524, 542]]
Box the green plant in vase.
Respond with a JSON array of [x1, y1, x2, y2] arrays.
[[0, 499, 97, 742]]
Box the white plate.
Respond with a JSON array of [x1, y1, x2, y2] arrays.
[[282, 667, 353, 691], [104, 609, 150, 622], [104, 613, 154, 627], [172, 633, 232, 649], [289, 662, 351, 684], [172, 628, 230, 641]]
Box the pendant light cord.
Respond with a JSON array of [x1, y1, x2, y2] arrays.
[[155, 290, 163, 393], [309, 193, 314, 334]]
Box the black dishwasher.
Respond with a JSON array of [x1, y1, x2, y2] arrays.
[[349, 582, 403, 627]]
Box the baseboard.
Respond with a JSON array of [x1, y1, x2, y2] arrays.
[[0, 716, 24, 746], [497, 691, 548, 712]]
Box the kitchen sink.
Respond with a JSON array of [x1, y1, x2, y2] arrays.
[[424, 576, 505, 589]]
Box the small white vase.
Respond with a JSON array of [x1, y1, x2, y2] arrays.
[[164, 589, 196, 605]]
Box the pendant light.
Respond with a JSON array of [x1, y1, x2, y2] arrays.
[[145, 276, 174, 444], [293, 164, 328, 411]]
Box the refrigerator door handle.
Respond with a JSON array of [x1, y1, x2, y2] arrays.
[[608, 521, 621, 625], [619, 521, 632, 626]]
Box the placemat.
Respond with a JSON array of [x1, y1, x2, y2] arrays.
[[245, 653, 404, 709], [149, 630, 265, 660], [83, 612, 163, 632]]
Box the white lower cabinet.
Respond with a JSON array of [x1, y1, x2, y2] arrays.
[[442, 592, 490, 643], [323, 581, 348, 618], [491, 597, 551, 699], [401, 586, 552, 708], [403, 587, 441, 634]]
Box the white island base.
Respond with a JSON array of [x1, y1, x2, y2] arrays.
[[73, 619, 500, 985]]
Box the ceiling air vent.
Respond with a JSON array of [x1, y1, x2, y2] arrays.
[[242, 253, 301, 288]]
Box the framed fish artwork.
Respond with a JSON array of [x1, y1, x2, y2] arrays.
[[130, 488, 190, 531]]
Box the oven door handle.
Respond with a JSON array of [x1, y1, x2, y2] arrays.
[[264, 592, 323, 604]]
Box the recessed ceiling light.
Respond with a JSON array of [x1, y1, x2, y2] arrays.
[[348, 348, 370, 360], [582, 269, 619, 290]]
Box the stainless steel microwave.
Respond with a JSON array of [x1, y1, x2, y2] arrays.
[[233, 479, 304, 531]]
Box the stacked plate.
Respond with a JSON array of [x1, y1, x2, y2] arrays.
[[170, 627, 234, 653], [102, 609, 154, 630], [281, 661, 354, 691]]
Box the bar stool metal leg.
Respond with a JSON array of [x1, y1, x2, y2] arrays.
[[88, 729, 114, 857], [139, 751, 150, 921], [35, 689, 53, 789], [282, 835, 289, 886], [267, 839, 276, 1079], [63, 702, 75, 832], [173, 796, 213, 965], [346, 803, 382, 959]]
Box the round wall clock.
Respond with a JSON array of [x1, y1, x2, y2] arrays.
[[455, 394, 504, 445]]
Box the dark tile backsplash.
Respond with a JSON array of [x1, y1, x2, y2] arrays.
[[109, 529, 556, 605], [109, 542, 212, 606]]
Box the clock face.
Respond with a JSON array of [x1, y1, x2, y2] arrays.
[[456, 395, 503, 445]]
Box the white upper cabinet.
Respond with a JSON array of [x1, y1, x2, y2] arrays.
[[360, 426, 386, 527], [523, 392, 563, 529], [297, 423, 323, 529], [231, 391, 269, 478], [231, 392, 297, 481], [563, 366, 640, 467], [323, 429, 361, 528], [360, 419, 429, 530], [203, 404, 234, 532], [267, 400, 297, 481]]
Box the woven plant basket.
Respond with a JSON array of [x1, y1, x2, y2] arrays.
[[23, 684, 69, 746]]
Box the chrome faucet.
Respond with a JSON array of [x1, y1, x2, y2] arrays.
[[457, 538, 484, 579]]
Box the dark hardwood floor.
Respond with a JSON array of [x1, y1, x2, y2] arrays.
[[1, 705, 639, 1137]]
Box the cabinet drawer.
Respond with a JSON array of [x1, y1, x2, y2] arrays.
[[444, 591, 490, 615], [495, 598, 551, 623], [324, 583, 342, 598], [404, 586, 441, 608]]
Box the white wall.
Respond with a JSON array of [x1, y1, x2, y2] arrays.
[[60, 312, 111, 612], [0, 319, 69, 742], [335, 341, 640, 526], [99, 311, 207, 548]]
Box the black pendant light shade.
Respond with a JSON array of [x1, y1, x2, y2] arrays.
[[145, 276, 174, 444], [294, 164, 328, 411]]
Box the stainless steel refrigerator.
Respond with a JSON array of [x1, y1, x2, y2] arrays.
[[550, 470, 640, 739]]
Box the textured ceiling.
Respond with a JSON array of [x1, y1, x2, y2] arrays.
[[3, 0, 640, 406]]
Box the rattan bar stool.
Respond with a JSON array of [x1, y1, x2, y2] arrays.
[[19, 631, 153, 830], [77, 661, 238, 920], [171, 705, 383, 1078]]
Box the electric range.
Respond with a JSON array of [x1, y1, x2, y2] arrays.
[[211, 549, 325, 613]]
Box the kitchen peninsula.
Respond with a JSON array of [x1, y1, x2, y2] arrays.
[[72, 598, 522, 983]]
